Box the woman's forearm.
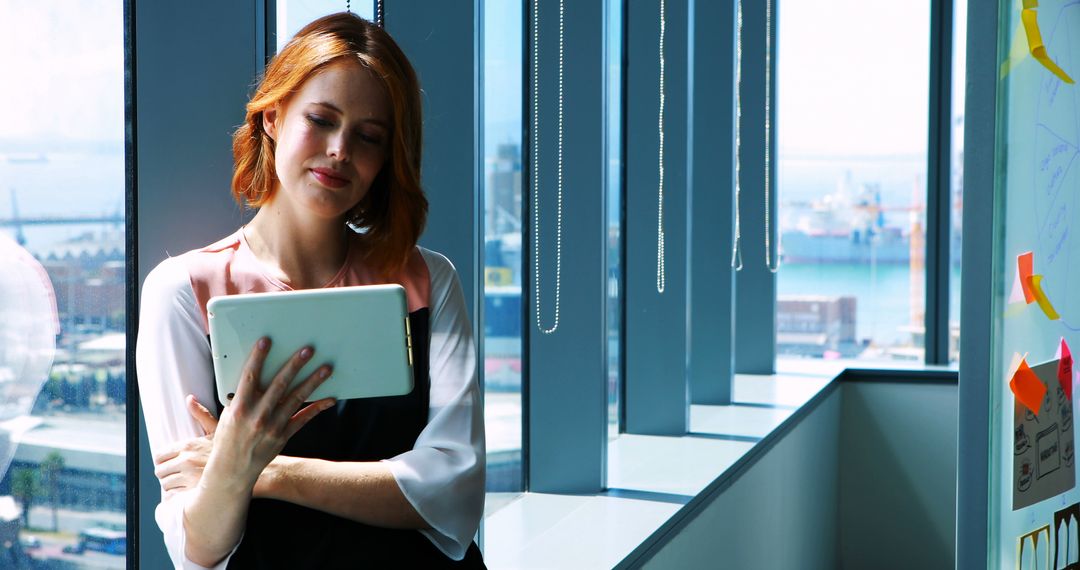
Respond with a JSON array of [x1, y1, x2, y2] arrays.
[[259, 456, 428, 529], [182, 464, 253, 567]]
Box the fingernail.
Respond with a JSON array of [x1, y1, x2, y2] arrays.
[[323, 400, 337, 410], [300, 347, 313, 359], [258, 337, 270, 350], [319, 366, 332, 378]]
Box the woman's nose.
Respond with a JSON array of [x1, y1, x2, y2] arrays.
[[327, 134, 350, 162]]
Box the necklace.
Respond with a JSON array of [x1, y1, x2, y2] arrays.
[[531, 0, 565, 334], [657, 0, 667, 293]]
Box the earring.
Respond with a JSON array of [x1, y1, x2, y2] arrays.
[[346, 206, 367, 233]]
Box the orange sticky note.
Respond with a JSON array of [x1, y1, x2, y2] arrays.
[[1021, 8, 1075, 84], [1059, 338, 1073, 401], [1011, 358, 1047, 415], [1019, 252, 1036, 304], [1028, 274, 1060, 320]]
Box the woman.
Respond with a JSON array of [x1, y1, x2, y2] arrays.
[[136, 13, 485, 569]]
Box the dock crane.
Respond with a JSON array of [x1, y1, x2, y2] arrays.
[[8, 188, 26, 246]]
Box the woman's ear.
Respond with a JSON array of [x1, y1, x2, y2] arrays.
[[262, 104, 280, 141]]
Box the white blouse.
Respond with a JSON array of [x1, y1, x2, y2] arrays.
[[136, 246, 485, 569]]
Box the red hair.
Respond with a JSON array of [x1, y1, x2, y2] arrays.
[[231, 12, 426, 275]]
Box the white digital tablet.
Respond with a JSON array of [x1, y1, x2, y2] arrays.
[[207, 284, 415, 408]]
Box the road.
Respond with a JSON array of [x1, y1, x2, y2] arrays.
[[25, 505, 124, 535]]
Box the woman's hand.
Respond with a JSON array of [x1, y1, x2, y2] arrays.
[[154, 396, 270, 498], [201, 338, 337, 494]]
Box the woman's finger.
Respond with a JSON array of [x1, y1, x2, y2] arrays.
[[153, 447, 210, 481], [161, 471, 195, 493], [154, 459, 178, 481], [186, 395, 219, 436], [234, 336, 271, 405], [258, 346, 315, 418], [153, 445, 180, 466], [283, 398, 337, 440], [274, 365, 333, 424]]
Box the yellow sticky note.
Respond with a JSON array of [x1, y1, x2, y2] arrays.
[[1022, 0, 1038, 8], [1001, 19, 1031, 79], [1021, 8, 1075, 84], [1027, 274, 1061, 320]]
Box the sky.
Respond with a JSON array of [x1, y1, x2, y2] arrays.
[[0, 1, 124, 144], [776, 0, 932, 157], [0, 0, 960, 155], [0, 1, 967, 177]]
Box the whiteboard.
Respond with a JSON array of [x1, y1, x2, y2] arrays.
[[992, 0, 1080, 567]]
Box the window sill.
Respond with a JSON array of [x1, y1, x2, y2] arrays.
[[482, 361, 958, 568], [483, 372, 835, 568]]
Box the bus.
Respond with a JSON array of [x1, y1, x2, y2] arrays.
[[77, 525, 126, 555]]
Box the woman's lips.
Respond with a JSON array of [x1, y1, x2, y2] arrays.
[[311, 168, 349, 188]]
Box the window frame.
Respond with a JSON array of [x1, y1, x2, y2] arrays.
[[523, 0, 610, 493], [126, 0, 970, 565], [622, 0, 692, 436]]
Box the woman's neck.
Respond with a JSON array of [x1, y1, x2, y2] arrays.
[[245, 199, 351, 290]]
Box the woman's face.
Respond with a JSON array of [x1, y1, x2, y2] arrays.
[[263, 60, 391, 221]]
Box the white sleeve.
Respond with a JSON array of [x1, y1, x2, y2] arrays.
[[135, 256, 238, 570], [383, 249, 486, 561]]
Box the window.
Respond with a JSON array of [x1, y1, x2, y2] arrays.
[[606, 0, 623, 440], [948, 0, 966, 363], [776, 0, 932, 362], [0, 1, 126, 566], [482, 0, 524, 498]]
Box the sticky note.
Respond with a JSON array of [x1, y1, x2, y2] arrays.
[[1009, 263, 1027, 304], [1011, 357, 1048, 415], [1021, 8, 1075, 84], [1028, 274, 1061, 320], [1060, 338, 1073, 401], [1022, 0, 1038, 8], [1001, 19, 1032, 79], [1008, 351, 1029, 382], [1019, 252, 1036, 304]]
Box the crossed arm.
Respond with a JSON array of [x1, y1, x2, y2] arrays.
[[152, 341, 428, 567]]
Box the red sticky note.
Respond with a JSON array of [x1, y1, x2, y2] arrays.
[[1019, 252, 1036, 304], [1011, 358, 1047, 415], [1060, 338, 1074, 401]]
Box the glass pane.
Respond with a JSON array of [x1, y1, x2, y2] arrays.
[[277, 0, 376, 52], [606, 0, 623, 441], [776, 0, 931, 362], [0, 1, 126, 566], [948, 0, 966, 364], [482, 0, 524, 500]]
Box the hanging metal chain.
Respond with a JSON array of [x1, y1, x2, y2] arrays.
[[346, 0, 351, 13], [376, 0, 384, 27], [532, 0, 565, 334], [731, 0, 744, 271], [764, 0, 779, 272], [657, 0, 667, 293]]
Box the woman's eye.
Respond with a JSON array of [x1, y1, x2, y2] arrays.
[[357, 132, 384, 146], [306, 114, 333, 128]]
